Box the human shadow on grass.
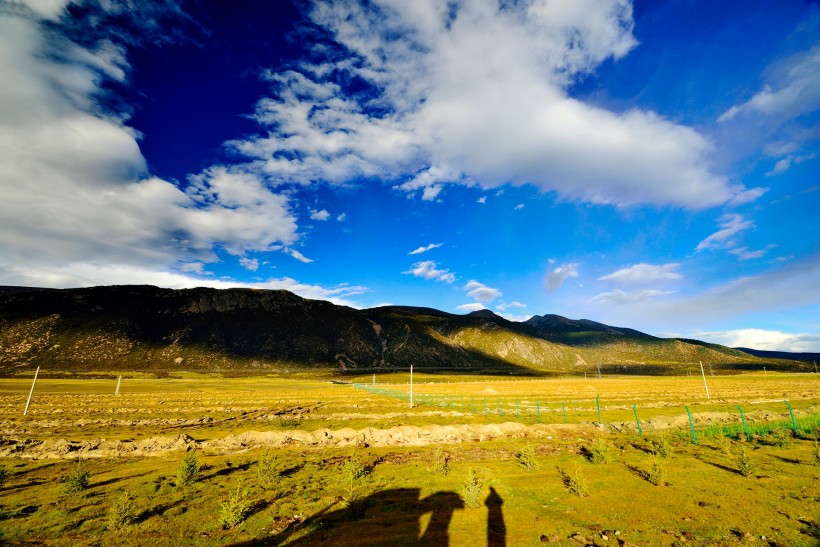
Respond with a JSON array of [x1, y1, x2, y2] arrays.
[[229, 487, 506, 546]]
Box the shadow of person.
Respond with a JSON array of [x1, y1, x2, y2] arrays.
[[485, 487, 506, 547], [417, 491, 464, 546], [251, 487, 466, 546]]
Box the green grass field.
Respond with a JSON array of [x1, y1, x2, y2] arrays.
[[0, 372, 819, 545]]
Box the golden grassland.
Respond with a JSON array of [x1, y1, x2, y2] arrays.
[[0, 372, 819, 545]]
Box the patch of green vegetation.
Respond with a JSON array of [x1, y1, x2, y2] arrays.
[[176, 451, 201, 487], [63, 461, 90, 493]]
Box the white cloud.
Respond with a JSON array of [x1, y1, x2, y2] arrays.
[[285, 248, 314, 263], [239, 257, 259, 271], [310, 209, 331, 221], [337, 212, 347, 221], [599, 263, 682, 284], [456, 303, 486, 313], [728, 244, 778, 261], [0, 7, 299, 282], [514, 203, 525, 210], [403, 260, 455, 283], [690, 329, 820, 353], [0, 263, 368, 307], [718, 46, 820, 123], [224, 0, 745, 208], [409, 243, 443, 255], [695, 214, 753, 252], [179, 262, 210, 275], [590, 288, 674, 305], [545, 262, 579, 292], [477, 196, 487, 204], [496, 301, 526, 311], [463, 280, 502, 302]]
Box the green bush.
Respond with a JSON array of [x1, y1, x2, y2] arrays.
[[516, 445, 538, 471], [736, 446, 756, 477], [653, 436, 674, 458], [585, 438, 612, 464], [713, 434, 733, 455], [64, 461, 90, 493], [256, 450, 280, 485], [771, 427, 792, 448], [558, 465, 587, 497], [643, 455, 665, 486], [176, 451, 201, 487], [462, 468, 483, 508], [219, 488, 252, 529], [433, 447, 450, 476], [107, 490, 137, 529], [341, 451, 369, 511]]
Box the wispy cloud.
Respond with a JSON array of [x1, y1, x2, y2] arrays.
[[591, 288, 674, 305], [545, 263, 579, 292], [409, 243, 443, 255], [239, 257, 259, 271], [695, 214, 753, 252], [599, 263, 682, 284], [456, 303, 486, 313], [688, 329, 820, 353], [728, 244, 778, 261], [496, 301, 526, 311], [463, 280, 502, 303], [285, 248, 313, 263], [403, 260, 455, 283]]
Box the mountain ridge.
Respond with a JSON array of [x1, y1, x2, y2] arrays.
[[0, 285, 809, 374]]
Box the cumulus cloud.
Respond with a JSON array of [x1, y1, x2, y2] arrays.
[[496, 301, 526, 311], [403, 260, 455, 283], [545, 262, 579, 292], [0, 4, 299, 284], [337, 212, 347, 221], [695, 214, 753, 252], [409, 243, 443, 255], [690, 329, 820, 353], [239, 257, 259, 271], [598, 263, 682, 284], [477, 196, 487, 204], [310, 209, 331, 221], [224, 0, 744, 208], [463, 280, 502, 302], [456, 303, 486, 312]]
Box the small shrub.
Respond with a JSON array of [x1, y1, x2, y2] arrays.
[[462, 468, 483, 508], [585, 438, 612, 464], [219, 488, 252, 529], [713, 434, 733, 455], [340, 451, 368, 512], [736, 446, 756, 477], [433, 447, 450, 476], [643, 455, 665, 486], [517, 445, 539, 471], [653, 436, 674, 458], [256, 450, 280, 485], [176, 451, 201, 487], [107, 490, 137, 530], [771, 428, 792, 448], [64, 461, 91, 493], [558, 465, 587, 497]]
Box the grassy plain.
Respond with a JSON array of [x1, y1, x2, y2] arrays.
[[0, 372, 819, 545]]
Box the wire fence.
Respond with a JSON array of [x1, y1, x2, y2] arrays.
[[352, 383, 820, 443]]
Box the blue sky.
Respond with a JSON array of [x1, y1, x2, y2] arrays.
[[0, 0, 818, 351]]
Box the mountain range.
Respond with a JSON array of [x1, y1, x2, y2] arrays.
[[0, 285, 809, 375]]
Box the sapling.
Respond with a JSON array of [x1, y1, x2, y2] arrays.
[[736, 446, 756, 477], [644, 454, 665, 486], [653, 435, 674, 458], [462, 468, 483, 508], [219, 488, 252, 529], [558, 465, 587, 497], [586, 438, 612, 464], [256, 450, 280, 485], [107, 490, 137, 529], [64, 460, 91, 493], [516, 445, 538, 471], [433, 447, 450, 476], [176, 450, 201, 487]]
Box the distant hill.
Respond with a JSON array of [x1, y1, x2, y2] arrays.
[[0, 285, 808, 375], [735, 347, 820, 363]]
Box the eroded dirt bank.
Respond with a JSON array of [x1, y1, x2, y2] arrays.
[[1, 405, 812, 459]]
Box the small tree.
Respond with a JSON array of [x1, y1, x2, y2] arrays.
[[462, 468, 483, 508], [516, 445, 538, 471], [107, 490, 137, 529], [433, 447, 450, 476], [64, 461, 91, 493], [736, 446, 755, 477], [176, 451, 201, 487], [219, 488, 252, 529]]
